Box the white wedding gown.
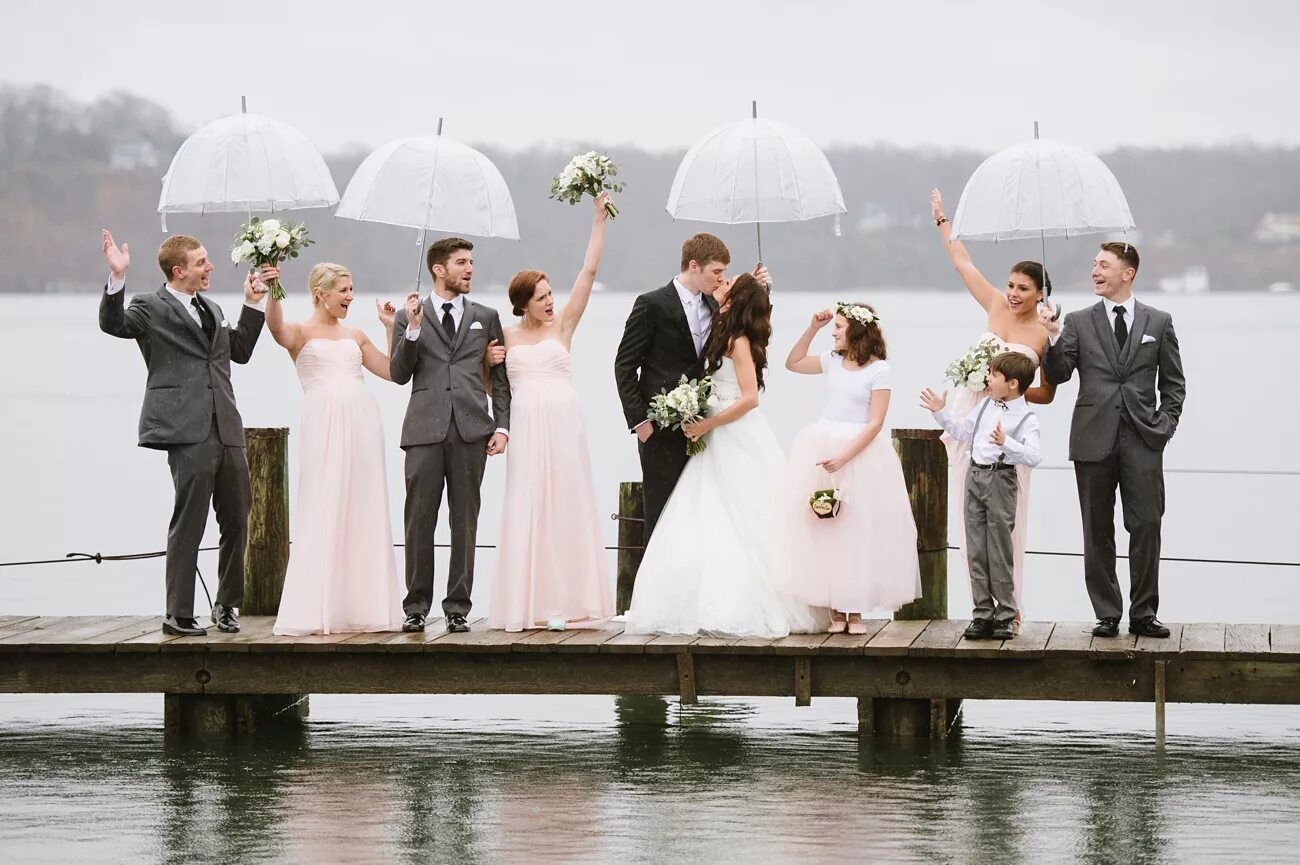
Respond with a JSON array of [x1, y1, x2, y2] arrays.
[[625, 357, 817, 638]]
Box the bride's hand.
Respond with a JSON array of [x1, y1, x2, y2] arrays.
[[682, 418, 711, 441], [376, 299, 397, 329], [931, 188, 945, 222]]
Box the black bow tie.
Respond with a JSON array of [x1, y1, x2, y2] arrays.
[[992, 398, 1009, 410]]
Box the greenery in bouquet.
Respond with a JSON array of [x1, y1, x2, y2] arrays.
[[231, 217, 313, 301], [648, 374, 715, 456], [549, 151, 623, 218], [943, 336, 1000, 391]]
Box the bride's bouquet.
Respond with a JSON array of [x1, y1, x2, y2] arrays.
[[549, 151, 623, 218], [648, 375, 715, 456], [943, 336, 1000, 391], [231, 217, 314, 301], [809, 487, 843, 520]]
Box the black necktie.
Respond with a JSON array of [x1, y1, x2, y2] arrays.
[[1114, 305, 1128, 348], [191, 297, 214, 342], [441, 302, 455, 341]]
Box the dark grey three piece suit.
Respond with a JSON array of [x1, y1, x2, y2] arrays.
[[100, 284, 265, 618], [1044, 299, 1186, 622], [390, 297, 510, 619]]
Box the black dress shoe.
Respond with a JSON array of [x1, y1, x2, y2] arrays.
[[211, 604, 240, 633], [991, 621, 1015, 640], [163, 615, 207, 637], [1129, 616, 1171, 638], [963, 618, 994, 640], [402, 613, 426, 633], [446, 613, 470, 633], [1092, 617, 1120, 638]]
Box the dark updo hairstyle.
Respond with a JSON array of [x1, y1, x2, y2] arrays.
[[507, 269, 548, 317], [1011, 260, 1051, 298], [835, 303, 887, 365], [703, 273, 771, 390]]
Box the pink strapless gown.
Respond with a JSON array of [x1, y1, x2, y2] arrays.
[[488, 340, 612, 631], [943, 332, 1040, 619], [273, 339, 403, 635]]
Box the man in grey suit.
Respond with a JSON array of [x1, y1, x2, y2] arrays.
[[1043, 242, 1186, 638], [390, 237, 510, 634], [98, 230, 267, 636]]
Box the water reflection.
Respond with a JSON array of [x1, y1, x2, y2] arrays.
[[3, 700, 1300, 864]]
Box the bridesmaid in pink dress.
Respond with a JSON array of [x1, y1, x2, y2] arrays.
[[931, 189, 1057, 624], [265, 262, 405, 635], [488, 193, 615, 631]]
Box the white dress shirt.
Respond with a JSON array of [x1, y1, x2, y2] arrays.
[[933, 395, 1042, 467], [105, 275, 264, 321], [673, 277, 711, 355], [1048, 294, 1135, 346], [406, 292, 464, 340]]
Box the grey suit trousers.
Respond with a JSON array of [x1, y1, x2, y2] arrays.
[[165, 415, 249, 618], [1074, 416, 1164, 621], [402, 425, 488, 618], [965, 464, 1019, 623]]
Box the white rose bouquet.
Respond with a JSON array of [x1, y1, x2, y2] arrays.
[[230, 217, 313, 301], [809, 488, 843, 520], [549, 151, 623, 219], [943, 336, 1000, 391], [648, 375, 714, 456]]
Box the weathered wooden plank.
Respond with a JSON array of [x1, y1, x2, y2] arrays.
[[0, 617, 65, 649], [551, 624, 625, 654], [1002, 621, 1055, 658], [953, 628, 1006, 660], [1270, 625, 1300, 660], [865, 619, 929, 656], [0, 615, 39, 631], [23, 616, 142, 652], [1224, 624, 1272, 660], [1135, 623, 1183, 657], [722, 637, 780, 655], [643, 634, 700, 655], [910, 619, 970, 658], [425, 621, 517, 654], [347, 620, 448, 653], [1180, 622, 1226, 658], [0, 653, 206, 694], [599, 631, 656, 654], [512, 629, 583, 652], [1167, 660, 1300, 704], [1044, 622, 1097, 658], [117, 624, 182, 653], [72, 617, 162, 650], [819, 620, 889, 655], [688, 636, 741, 654], [1089, 631, 1138, 659], [160, 615, 278, 653], [770, 633, 832, 656]]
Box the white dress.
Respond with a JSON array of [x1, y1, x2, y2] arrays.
[[624, 356, 817, 638]]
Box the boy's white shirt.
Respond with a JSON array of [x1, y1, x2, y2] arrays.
[[933, 395, 1042, 467]]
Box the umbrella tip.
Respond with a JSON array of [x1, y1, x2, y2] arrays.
[[751, 100, 758, 119], [241, 96, 247, 114], [437, 117, 444, 136], [1033, 120, 1039, 139]]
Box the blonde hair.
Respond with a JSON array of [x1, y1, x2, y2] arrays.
[[307, 262, 351, 306]]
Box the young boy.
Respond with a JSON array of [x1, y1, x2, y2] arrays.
[[920, 352, 1042, 640]]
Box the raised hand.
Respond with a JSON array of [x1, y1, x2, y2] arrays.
[[919, 387, 948, 412], [990, 421, 1006, 446], [244, 269, 269, 304], [102, 229, 130, 279], [404, 291, 423, 328], [1039, 298, 1061, 335], [752, 263, 772, 289], [810, 309, 833, 329], [485, 338, 506, 367], [594, 190, 613, 221], [931, 188, 945, 222], [376, 299, 397, 329]]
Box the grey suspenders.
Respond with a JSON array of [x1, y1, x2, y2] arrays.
[[970, 397, 1034, 467]]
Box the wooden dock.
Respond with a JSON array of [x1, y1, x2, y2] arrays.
[[3, 615, 1297, 736]]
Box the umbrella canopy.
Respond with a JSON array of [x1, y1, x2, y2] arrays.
[[950, 137, 1134, 241], [335, 135, 519, 240], [157, 112, 339, 223], [666, 117, 846, 225]]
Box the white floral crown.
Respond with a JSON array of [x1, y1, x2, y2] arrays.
[[835, 302, 880, 327]]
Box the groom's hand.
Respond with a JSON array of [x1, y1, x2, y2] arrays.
[[102, 229, 129, 280], [1039, 299, 1061, 335], [634, 421, 654, 443], [486, 431, 508, 456]]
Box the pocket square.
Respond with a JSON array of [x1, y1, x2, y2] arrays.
[[1141, 333, 1156, 344], [469, 321, 484, 330]]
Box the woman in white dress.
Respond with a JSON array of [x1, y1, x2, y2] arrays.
[[931, 188, 1057, 623], [624, 274, 816, 638]]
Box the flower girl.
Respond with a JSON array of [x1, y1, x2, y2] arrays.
[[780, 303, 921, 633]]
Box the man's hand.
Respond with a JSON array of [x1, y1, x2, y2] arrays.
[[102, 230, 129, 280], [919, 387, 948, 412], [990, 421, 1006, 447], [405, 292, 423, 328], [635, 421, 654, 444], [486, 431, 508, 456], [752, 263, 772, 289], [486, 339, 505, 367]]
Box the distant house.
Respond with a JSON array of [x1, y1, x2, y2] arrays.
[[1254, 213, 1300, 243], [110, 141, 159, 171]]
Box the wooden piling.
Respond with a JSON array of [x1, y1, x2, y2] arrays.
[[243, 427, 290, 616], [616, 481, 645, 614], [892, 428, 948, 622]]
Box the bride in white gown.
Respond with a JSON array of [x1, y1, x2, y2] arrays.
[[625, 274, 816, 638]]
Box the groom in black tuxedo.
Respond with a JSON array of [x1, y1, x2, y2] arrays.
[[615, 233, 769, 542]]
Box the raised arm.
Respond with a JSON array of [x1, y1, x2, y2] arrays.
[[785, 309, 832, 374], [389, 292, 422, 385], [932, 188, 1002, 312], [228, 269, 268, 364], [560, 191, 611, 337], [98, 229, 150, 339], [1042, 305, 1078, 386], [263, 265, 303, 353]]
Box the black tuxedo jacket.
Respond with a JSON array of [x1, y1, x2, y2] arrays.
[[614, 280, 718, 431]]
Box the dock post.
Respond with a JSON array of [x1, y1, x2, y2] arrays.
[[863, 429, 959, 738], [1154, 660, 1167, 741], [616, 481, 645, 614]]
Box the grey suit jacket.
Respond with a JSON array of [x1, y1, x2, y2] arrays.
[[1044, 299, 1186, 462], [390, 296, 510, 448], [99, 284, 265, 449]]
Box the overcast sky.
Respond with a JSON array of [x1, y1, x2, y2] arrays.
[[4, 0, 1298, 154]]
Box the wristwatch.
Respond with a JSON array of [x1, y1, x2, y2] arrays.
[[935, 216, 949, 227]]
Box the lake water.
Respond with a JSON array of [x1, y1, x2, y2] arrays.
[[2, 289, 1298, 863]]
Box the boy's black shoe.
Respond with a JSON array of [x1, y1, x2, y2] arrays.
[[963, 619, 994, 640], [1129, 616, 1171, 638], [1092, 617, 1121, 638], [991, 621, 1015, 640]]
